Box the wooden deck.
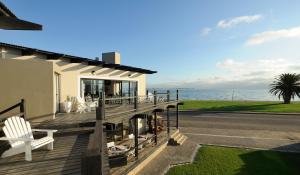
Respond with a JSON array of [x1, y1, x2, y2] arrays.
[[0, 101, 180, 175], [0, 131, 171, 175], [0, 134, 89, 175]]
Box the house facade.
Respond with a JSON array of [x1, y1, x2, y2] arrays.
[[0, 42, 156, 121]]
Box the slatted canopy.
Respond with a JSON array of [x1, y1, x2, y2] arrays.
[[0, 1, 42, 30], [0, 42, 157, 74]]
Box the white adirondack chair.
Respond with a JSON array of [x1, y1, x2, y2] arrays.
[[0, 116, 57, 161], [76, 97, 87, 113]]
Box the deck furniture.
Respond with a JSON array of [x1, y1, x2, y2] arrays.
[[0, 116, 57, 161], [107, 142, 129, 156], [76, 97, 88, 113]]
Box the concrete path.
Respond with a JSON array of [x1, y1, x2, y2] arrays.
[[137, 138, 199, 175]]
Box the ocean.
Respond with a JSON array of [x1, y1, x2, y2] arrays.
[[148, 88, 299, 101]]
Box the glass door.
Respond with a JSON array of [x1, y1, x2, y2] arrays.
[[80, 79, 104, 101], [55, 73, 61, 113]]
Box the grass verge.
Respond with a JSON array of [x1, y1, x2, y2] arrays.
[[167, 146, 300, 175], [180, 100, 300, 113]]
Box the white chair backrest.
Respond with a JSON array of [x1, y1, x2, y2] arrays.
[[148, 92, 154, 101], [77, 97, 85, 104], [3, 116, 33, 148], [128, 134, 134, 139], [107, 141, 115, 148]]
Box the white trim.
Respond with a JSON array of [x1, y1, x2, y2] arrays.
[[77, 75, 139, 97]]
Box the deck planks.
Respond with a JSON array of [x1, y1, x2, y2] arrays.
[[0, 134, 89, 175]]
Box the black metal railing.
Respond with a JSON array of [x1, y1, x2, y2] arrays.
[[0, 99, 25, 122], [81, 89, 182, 174]]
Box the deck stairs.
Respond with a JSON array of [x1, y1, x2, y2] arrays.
[[168, 129, 187, 146]]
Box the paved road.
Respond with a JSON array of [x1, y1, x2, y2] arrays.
[[172, 111, 300, 152]]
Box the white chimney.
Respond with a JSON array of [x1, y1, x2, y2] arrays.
[[102, 52, 120, 64]]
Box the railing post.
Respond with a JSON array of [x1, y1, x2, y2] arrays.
[[167, 90, 170, 102], [20, 99, 25, 119], [134, 89, 138, 111], [82, 92, 109, 175], [97, 92, 105, 120], [154, 91, 157, 106], [176, 90, 179, 129], [146, 90, 149, 98], [154, 112, 157, 144], [134, 117, 139, 159], [167, 107, 170, 137]]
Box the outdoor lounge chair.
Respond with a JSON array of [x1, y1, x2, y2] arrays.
[[0, 116, 57, 161], [76, 97, 88, 113], [107, 141, 129, 155]]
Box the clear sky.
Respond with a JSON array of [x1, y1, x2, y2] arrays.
[[1, 0, 300, 89]]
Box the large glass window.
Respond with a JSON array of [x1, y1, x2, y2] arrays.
[[81, 79, 104, 101], [121, 81, 137, 97]]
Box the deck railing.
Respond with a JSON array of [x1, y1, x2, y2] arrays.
[[0, 99, 25, 122], [98, 90, 179, 118], [81, 89, 181, 174]]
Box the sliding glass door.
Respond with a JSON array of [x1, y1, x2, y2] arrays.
[[121, 81, 137, 97], [80, 79, 104, 101]]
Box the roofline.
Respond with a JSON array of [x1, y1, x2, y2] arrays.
[[0, 1, 42, 30], [0, 1, 16, 17], [0, 42, 157, 74]]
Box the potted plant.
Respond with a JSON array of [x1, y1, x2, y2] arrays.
[[64, 96, 72, 113]]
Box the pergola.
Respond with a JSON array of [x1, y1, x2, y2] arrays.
[[0, 1, 42, 30]]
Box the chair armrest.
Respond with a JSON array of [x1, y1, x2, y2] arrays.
[[0, 137, 33, 142], [32, 129, 58, 133]]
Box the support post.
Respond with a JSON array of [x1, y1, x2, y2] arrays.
[[176, 105, 179, 129], [121, 122, 124, 140], [128, 82, 131, 104], [82, 93, 109, 175], [154, 91, 157, 106], [134, 89, 138, 110], [134, 117, 139, 159], [167, 108, 170, 137], [167, 90, 170, 102], [20, 99, 25, 119], [176, 89, 179, 129], [154, 112, 157, 144], [97, 92, 105, 120], [148, 114, 153, 133], [146, 90, 149, 98]]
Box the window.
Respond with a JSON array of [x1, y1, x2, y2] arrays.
[[81, 79, 104, 101]]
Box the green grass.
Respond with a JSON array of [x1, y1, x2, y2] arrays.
[[180, 100, 300, 113], [167, 146, 300, 175]]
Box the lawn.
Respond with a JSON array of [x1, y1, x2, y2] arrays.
[[167, 146, 300, 175], [180, 100, 300, 113]]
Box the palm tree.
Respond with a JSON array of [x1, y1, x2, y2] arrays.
[[269, 73, 300, 104]]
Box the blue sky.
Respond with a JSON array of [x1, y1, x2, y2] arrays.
[[2, 0, 300, 89]]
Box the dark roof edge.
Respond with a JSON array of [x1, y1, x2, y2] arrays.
[[0, 42, 157, 74], [0, 1, 16, 18]]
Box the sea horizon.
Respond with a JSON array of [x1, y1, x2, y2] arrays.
[[148, 88, 300, 101]]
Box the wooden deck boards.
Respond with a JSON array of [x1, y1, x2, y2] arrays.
[[0, 134, 89, 175], [0, 101, 179, 175]]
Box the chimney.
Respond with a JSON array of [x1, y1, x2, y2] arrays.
[[102, 52, 120, 64]]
